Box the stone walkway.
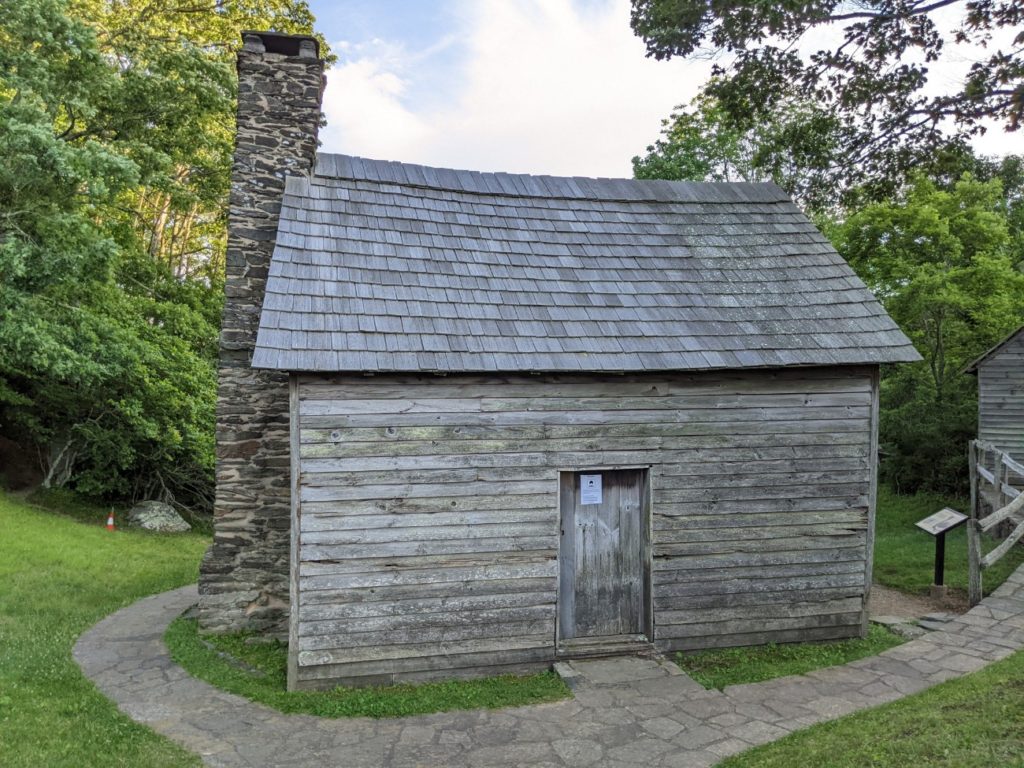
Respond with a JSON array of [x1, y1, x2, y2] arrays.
[[74, 570, 1024, 768]]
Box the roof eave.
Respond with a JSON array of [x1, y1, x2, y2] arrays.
[[962, 324, 1024, 374], [252, 354, 921, 375]]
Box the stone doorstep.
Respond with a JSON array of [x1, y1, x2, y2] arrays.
[[555, 655, 683, 688], [869, 614, 929, 639]]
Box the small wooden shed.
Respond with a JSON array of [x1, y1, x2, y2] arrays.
[[251, 154, 919, 690], [966, 325, 1024, 459]]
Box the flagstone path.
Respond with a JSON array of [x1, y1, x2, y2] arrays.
[[74, 568, 1024, 768]]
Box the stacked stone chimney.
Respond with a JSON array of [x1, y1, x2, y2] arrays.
[[198, 32, 324, 636]]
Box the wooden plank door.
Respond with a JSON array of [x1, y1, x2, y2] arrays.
[[559, 469, 647, 641]]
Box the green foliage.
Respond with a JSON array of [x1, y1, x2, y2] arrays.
[[718, 648, 1024, 768], [876, 366, 977, 494], [830, 174, 1024, 492], [632, 86, 848, 211], [676, 625, 904, 691], [0, 0, 324, 510], [873, 487, 1024, 597], [631, 0, 1024, 199], [165, 618, 570, 719], [0, 490, 208, 767]]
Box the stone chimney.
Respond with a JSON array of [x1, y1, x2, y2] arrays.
[[198, 32, 324, 636]]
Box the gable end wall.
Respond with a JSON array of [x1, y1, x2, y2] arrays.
[[289, 366, 879, 689], [978, 331, 1024, 459]]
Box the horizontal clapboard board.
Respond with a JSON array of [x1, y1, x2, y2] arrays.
[[289, 368, 876, 689]]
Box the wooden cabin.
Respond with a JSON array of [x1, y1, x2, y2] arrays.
[[967, 325, 1024, 459], [248, 153, 920, 690]]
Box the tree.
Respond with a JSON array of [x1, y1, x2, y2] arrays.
[[0, 0, 219, 506], [68, 0, 327, 280], [829, 173, 1024, 491], [631, 0, 1024, 197], [0, 0, 324, 510], [632, 86, 849, 211]]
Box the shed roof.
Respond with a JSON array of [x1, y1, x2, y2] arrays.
[[964, 324, 1024, 373], [252, 153, 920, 373]]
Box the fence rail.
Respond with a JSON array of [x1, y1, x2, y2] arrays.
[[968, 440, 1024, 604]]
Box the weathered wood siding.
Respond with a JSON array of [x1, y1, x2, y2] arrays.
[[290, 367, 877, 689], [978, 331, 1024, 458]]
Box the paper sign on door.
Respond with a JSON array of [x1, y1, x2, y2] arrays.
[[580, 474, 602, 505]]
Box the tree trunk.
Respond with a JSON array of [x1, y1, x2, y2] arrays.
[[41, 437, 76, 489]]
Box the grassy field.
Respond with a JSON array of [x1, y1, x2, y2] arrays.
[[3, 484, 1024, 767], [0, 491, 208, 768], [720, 648, 1024, 768], [166, 617, 569, 717], [874, 486, 1024, 596], [676, 625, 905, 690]]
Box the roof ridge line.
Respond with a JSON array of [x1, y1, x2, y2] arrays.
[[312, 152, 791, 205]]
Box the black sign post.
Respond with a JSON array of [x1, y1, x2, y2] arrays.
[[934, 531, 947, 587], [915, 507, 969, 590]]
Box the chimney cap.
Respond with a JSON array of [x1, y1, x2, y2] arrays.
[[240, 31, 320, 59]]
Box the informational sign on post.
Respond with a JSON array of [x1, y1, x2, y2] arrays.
[[580, 474, 602, 505], [915, 508, 968, 536], [915, 507, 969, 589]]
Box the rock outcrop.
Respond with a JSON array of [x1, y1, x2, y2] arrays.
[[128, 501, 191, 533]]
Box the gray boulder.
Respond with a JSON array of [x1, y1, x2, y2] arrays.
[[127, 500, 191, 533]]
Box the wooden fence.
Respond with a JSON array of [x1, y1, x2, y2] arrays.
[[967, 440, 1024, 605]]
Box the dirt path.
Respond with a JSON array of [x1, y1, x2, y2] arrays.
[[868, 582, 968, 619]]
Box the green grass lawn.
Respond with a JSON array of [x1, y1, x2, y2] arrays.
[[0, 491, 209, 768], [5, 483, 1024, 767], [719, 648, 1024, 768], [166, 617, 569, 718], [874, 486, 1024, 597], [676, 625, 905, 690]]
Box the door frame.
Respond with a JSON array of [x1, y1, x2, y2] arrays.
[[555, 465, 653, 646]]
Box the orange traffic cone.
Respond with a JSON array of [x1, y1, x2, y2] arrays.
[[106, 511, 115, 531]]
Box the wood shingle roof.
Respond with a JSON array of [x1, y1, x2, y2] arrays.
[[251, 153, 920, 372]]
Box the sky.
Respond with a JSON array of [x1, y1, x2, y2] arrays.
[[307, 0, 1019, 179]]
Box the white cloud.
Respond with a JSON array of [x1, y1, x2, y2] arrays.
[[318, 1, 1020, 178], [319, 39, 430, 159], [792, 6, 1021, 157], [319, 0, 708, 177]]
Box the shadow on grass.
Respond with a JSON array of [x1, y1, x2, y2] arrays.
[[165, 616, 571, 718]]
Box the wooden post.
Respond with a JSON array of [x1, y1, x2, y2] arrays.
[[968, 440, 984, 606], [862, 367, 880, 637], [992, 445, 1001, 503], [1000, 451, 1010, 507]]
